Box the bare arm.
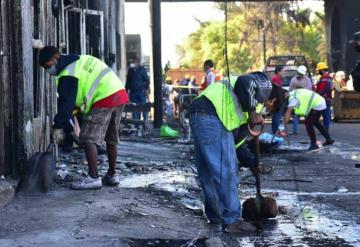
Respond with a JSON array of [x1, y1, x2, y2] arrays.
[[284, 107, 293, 124]]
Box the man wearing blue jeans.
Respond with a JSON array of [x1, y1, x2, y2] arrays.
[[315, 62, 333, 132], [126, 57, 150, 121], [189, 72, 271, 233]]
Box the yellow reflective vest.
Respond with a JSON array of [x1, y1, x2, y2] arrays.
[[199, 76, 248, 132], [56, 55, 125, 114], [289, 89, 325, 116]]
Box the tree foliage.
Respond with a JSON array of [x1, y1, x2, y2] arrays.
[[177, 2, 326, 74]]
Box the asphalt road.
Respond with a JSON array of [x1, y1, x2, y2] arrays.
[[0, 122, 359, 246]]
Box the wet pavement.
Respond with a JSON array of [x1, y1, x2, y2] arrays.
[[0, 123, 360, 246]]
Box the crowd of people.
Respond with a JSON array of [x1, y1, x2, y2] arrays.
[[161, 59, 220, 119]]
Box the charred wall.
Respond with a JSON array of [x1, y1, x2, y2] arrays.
[[325, 0, 360, 73], [0, 0, 126, 177]]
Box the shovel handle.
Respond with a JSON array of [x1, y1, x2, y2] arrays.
[[248, 123, 264, 137]]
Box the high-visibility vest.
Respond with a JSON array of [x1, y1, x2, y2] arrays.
[[234, 103, 264, 149], [198, 76, 248, 131], [289, 89, 325, 116], [56, 55, 125, 114]]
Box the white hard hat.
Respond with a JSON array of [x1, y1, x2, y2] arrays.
[[297, 65, 307, 75]]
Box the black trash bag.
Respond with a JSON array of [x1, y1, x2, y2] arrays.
[[16, 144, 56, 194]]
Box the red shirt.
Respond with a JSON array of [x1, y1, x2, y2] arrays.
[[271, 74, 283, 87], [92, 89, 129, 108], [316, 72, 333, 100]]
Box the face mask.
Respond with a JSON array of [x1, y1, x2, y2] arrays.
[[129, 63, 135, 68], [47, 64, 57, 76], [355, 45, 360, 53]]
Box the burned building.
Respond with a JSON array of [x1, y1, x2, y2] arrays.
[[325, 0, 360, 73], [0, 0, 127, 177]]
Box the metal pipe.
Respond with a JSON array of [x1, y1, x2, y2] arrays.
[[149, 0, 163, 128]]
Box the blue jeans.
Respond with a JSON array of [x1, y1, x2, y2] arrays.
[[129, 91, 148, 121], [272, 111, 282, 134], [190, 113, 241, 225], [322, 100, 331, 131], [293, 115, 299, 133]]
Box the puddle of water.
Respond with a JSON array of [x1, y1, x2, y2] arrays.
[[274, 190, 360, 245], [128, 238, 207, 247], [118, 171, 197, 195], [119, 168, 360, 246]]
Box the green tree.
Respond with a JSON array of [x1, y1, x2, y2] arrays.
[[177, 2, 326, 75]]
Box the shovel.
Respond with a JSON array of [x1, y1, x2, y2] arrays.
[[242, 124, 278, 223], [16, 143, 56, 194]]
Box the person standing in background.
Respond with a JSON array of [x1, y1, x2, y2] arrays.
[[202, 60, 221, 90], [315, 62, 333, 132], [288, 65, 312, 135], [126, 57, 150, 121], [268, 66, 286, 135]]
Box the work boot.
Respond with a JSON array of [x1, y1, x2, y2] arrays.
[[308, 143, 320, 151], [102, 174, 120, 186], [70, 176, 102, 190], [223, 220, 257, 233], [323, 139, 335, 146]]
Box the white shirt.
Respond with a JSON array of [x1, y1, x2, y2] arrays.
[[288, 96, 326, 111], [206, 71, 216, 86]]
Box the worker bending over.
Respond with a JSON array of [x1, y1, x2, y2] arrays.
[[39, 46, 129, 190], [189, 72, 272, 233], [284, 88, 334, 151]]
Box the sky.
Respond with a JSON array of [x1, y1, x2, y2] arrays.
[[124, 1, 324, 67]]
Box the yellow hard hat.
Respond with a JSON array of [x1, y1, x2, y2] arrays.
[[316, 62, 328, 71], [166, 76, 172, 81], [185, 74, 191, 80]]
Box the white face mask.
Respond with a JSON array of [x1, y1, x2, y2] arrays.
[[129, 63, 136, 68], [47, 64, 57, 76]]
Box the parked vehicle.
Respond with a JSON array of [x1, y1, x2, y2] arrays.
[[264, 55, 313, 91]]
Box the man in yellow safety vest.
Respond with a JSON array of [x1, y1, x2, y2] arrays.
[[189, 72, 272, 233], [284, 88, 334, 151], [39, 46, 129, 190]]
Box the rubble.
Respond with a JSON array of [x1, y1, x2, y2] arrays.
[[1, 130, 360, 246], [0, 181, 15, 208]]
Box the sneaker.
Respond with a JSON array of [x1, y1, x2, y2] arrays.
[[308, 144, 320, 151], [278, 131, 287, 137], [323, 139, 335, 146], [102, 174, 120, 186], [290, 131, 298, 135], [70, 176, 102, 190], [224, 220, 257, 233]]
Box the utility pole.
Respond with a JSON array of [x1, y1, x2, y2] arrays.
[[149, 0, 163, 128], [263, 1, 271, 66]]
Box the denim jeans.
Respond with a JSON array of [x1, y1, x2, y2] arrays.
[[293, 115, 299, 133], [129, 91, 148, 121], [190, 113, 241, 225], [305, 110, 331, 145], [322, 100, 332, 131], [272, 111, 282, 134]]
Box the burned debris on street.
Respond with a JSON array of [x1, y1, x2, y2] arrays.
[[1, 1, 360, 246]]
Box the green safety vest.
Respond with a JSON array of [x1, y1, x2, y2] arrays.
[[289, 89, 325, 116], [199, 76, 248, 132], [56, 55, 125, 114]]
